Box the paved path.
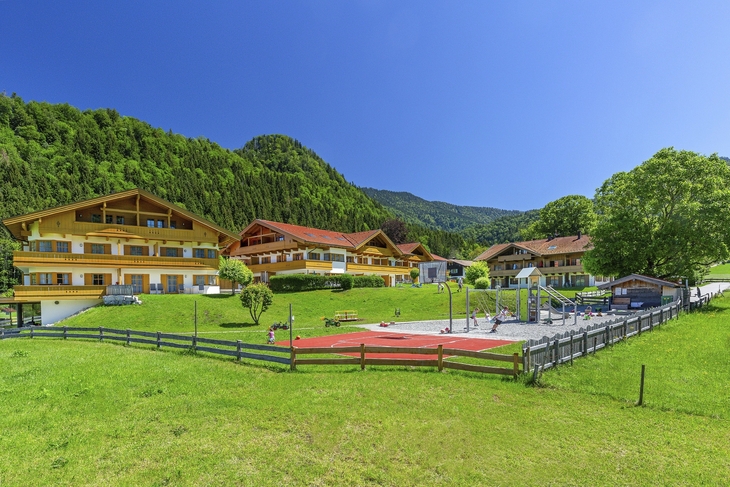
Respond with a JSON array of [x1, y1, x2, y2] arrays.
[[361, 281, 730, 342]]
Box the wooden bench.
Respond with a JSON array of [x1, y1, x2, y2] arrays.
[[334, 310, 358, 321]]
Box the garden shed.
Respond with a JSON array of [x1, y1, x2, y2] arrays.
[[598, 274, 681, 310]]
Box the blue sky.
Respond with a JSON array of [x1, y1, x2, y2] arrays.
[[3, 1, 730, 210]]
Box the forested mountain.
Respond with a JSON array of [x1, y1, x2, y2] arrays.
[[362, 188, 521, 232], [0, 94, 479, 292], [462, 210, 540, 245]]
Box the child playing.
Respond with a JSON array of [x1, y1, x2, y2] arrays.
[[471, 307, 479, 327], [490, 306, 509, 333], [267, 327, 275, 344]]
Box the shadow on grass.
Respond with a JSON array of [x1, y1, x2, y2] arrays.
[[219, 322, 258, 328], [201, 294, 238, 300]]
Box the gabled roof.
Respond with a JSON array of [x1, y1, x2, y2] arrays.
[[430, 253, 448, 262], [237, 219, 425, 259], [515, 267, 543, 279], [475, 235, 593, 261], [597, 274, 680, 290], [396, 242, 433, 260], [2, 188, 239, 246]]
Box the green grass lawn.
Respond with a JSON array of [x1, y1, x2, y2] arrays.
[[1, 333, 728, 486], [708, 263, 730, 279], [542, 295, 730, 419]]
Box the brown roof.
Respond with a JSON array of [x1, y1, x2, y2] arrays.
[[475, 235, 593, 261], [597, 274, 680, 290], [430, 253, 448, 261]]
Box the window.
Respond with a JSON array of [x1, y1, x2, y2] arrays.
[[106, 215, 113, 224], [346, 256, 354, 263], [166, 275, 178, 293], [56, 273, 69, 285], [293, 253, 303, 261], [56, 241, 69, 253], [195, 275, 206, 286], [170, 221, 176, 229], [308, 253, 320, 261], [91, 214, 101, 223], [131, 275, 143, 293], [165, 248, 179, 257], [207, 249, 216, 259], [147, 219, 155, 227], [157, 220, 164, 228], [207, 275, 217, 285], [323, 253, 344, 262], [117, 216, 125, 225], [130, 246, 144, 256], [194, 249, 206, 258], [92, 274, 105, 285], [38, 241, 52, 252], [39, 273, 52, 284], [91, 244, 105, 254], [261, 256, 270, 264]]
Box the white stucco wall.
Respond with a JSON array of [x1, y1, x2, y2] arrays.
[[40, 299, 101, 325]]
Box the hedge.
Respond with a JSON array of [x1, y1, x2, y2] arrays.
[[353, 275, 385, 288], [269, 273, 354, 293]]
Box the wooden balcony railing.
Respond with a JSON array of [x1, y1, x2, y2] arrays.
[[12, 285, 107, 300], [234, 241, 299, 255], [12, 251, 218, 269]]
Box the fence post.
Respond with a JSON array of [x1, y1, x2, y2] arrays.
[[126, 329, 131, 346], [605, 326, 610, 347], [290, 346, 295, 371], [156, 331, 161, 348], [192, 333, 197, 350], [1, 328, 4, 340], [553, 339, 559, 366], [360, 344, 366, 370], [438, 344, 444, 372], [523, 346, 530, 373], [569, 333, 574, 365], [638, 364, 646, 406], [583, 332, 588, 356], [593, 336, 597, 355], [63, 326, 67, 340], [99, 326, 104, 342], [30, 327, 33, 339], [237, 340, 242, 362], [513, 353, 520, 377]]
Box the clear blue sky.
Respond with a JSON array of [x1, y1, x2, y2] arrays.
[[3, 1, 730, 210]]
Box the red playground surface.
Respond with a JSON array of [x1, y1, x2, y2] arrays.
[[280, 331, 514, 360]]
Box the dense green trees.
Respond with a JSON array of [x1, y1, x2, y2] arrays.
[[583, 148, 730, 282], [218, 258, 253, 295], [519, 195, 597, 240]]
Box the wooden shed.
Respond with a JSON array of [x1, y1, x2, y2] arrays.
[[598, 274, 681, 310]]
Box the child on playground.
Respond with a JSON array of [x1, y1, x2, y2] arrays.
[[471, 307, 479, 327], [490, 306, 509, 333], [267, 327, 276, 344]]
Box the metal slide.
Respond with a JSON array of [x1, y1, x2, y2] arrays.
[[538, 286, 577, 325]]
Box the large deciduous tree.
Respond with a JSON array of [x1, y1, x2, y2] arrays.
[[520, 195, 597, 240], [583, 148, 730, 282], [464, 261, 489, 285], [218, 257, 253, 295], [380, 218, 408, 244]]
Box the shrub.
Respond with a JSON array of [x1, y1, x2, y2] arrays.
[[409, 268, 420, 282], [269, 273, 355, 293], [465, 261, 489, 285], [474, 277, 490, 289], [353, 275, 385, 288]]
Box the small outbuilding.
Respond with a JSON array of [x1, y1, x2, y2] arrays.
[[598, 274, 681, 310]]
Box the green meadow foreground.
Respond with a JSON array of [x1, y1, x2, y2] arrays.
[[1, 296, 729, 485]]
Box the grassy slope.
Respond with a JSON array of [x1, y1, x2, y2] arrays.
[[708, 263, 730, 279], [1, 336, 728, 486], [58, 286, 596, 342]]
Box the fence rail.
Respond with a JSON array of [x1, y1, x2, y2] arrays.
[[0, 326, 519, 376], [522, 301, 683, 373], [0, 326, 291, 365], [292, 344, 521, 376]]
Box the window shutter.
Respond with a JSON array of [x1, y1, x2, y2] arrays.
[[143, 274, 150, 294], [84, 274, 93, 286], [124, 245, 131, 255], [84, 243, 92, 254]]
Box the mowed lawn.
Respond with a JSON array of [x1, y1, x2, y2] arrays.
[[2, 298, 730, 485], [708, 263, 730, 280], [59, 285, 597, 342]]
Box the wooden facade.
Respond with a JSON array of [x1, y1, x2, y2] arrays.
[[225, 219, 434, 286], [475, 235, 599, 288], [1, 189, 239, 324]]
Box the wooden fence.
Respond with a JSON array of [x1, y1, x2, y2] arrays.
[[292, 345, 521, 376], [0, 326, 291, 365], [522, 301, 683, 373], [0, 326, 520, 376]]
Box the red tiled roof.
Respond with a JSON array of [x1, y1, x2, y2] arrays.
[[430, 253, 448, 261], [475, 235, 593, 261], [396, 243, 420, 254]]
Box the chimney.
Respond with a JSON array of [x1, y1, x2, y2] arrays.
[[577, 231, 582, 239]]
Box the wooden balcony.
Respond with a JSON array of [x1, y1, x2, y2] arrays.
[[12, 285, 107, 301], [346, 263, 410, 274], [234, 240, 299, 256], [497, 254, 532, 262], [12, 251, 218, 270], [491, 265, 586, 277], [36, 221, 217, 243], [247, 260, 332, 273]]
